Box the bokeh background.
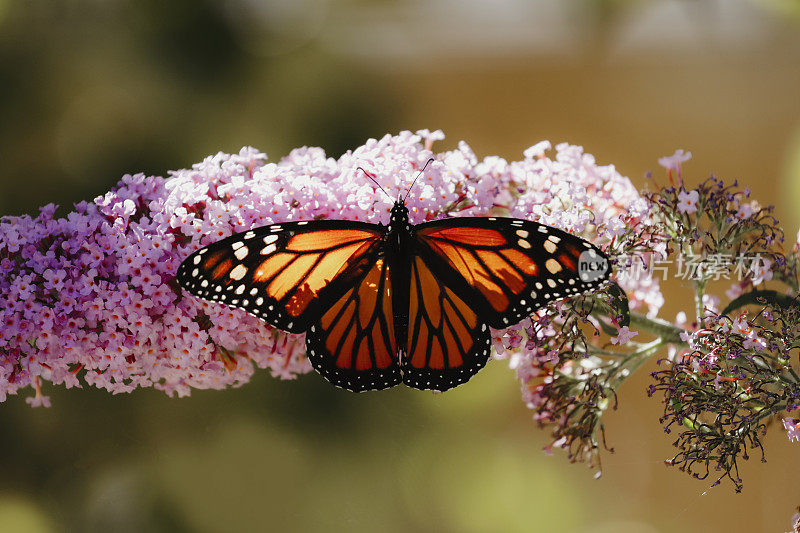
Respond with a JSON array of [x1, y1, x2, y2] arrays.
[[1, 0, 800, 531]]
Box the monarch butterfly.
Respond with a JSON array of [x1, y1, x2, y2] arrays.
[[176, 163, 611, 392]]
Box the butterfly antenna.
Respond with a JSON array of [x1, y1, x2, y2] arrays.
[[403, 158, 435, 202], [356, 166, 393, 201]]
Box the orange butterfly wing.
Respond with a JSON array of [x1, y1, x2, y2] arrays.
[[398, 216, 610, 391], [401, 256, 491, 391], [414, 217, 609, 329], [176, 221, 382, 333], [305, 256, 401, 391]]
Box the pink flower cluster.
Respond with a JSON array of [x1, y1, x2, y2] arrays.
[[0, 130, 658, 405], [486, 143, 661, 416]]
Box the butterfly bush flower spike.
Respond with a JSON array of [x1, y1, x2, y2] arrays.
[[3, 130, 799, 496], [645, 164, 800, 492], [0, 132, 623, 403]]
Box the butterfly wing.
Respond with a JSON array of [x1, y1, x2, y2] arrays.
[[399, 216, 610, 391], [176, 221, 383, 333], [401, 256, 491, 391], [414, 217, 611, 329], [305, 255, 401, 391], [176, 212, 610, 393]]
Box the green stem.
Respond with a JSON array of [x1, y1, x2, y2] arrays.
[[752, 402, 787, 425], [695, 279, 707, 324], [628, 312, 687, 344], [607, 339, 666, 387], [576, 308, 689, 391]]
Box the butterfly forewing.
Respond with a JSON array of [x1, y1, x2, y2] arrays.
[[414, 217, 610, 329], [176, 221, 382, 332]]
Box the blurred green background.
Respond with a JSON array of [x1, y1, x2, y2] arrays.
[[2, 0, 800, 531]]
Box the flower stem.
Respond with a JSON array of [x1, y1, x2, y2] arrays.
[[695, 279, 707, 323], [628, 312, 687, 345], [608, 339, 666, 387]]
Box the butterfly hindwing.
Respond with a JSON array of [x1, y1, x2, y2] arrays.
[[414, 217, 610, 329], [401, 256, 492, 391], [305, 256, 402, 391], [176, 220, 382, 333]]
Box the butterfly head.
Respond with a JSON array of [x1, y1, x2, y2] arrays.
[[387, 199, 410, 233]]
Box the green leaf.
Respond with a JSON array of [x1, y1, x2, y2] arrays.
[[720, 290, 800, 317]]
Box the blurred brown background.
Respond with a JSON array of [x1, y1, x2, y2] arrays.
[[1, 0, 800, 531]]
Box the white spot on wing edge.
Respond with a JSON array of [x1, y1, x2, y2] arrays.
[[545, 258, 562, 274], [229, 264, 248, 280]]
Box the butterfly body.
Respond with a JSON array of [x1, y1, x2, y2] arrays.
[[177, 196, 611, 392], [385, 201, 413, 376]]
